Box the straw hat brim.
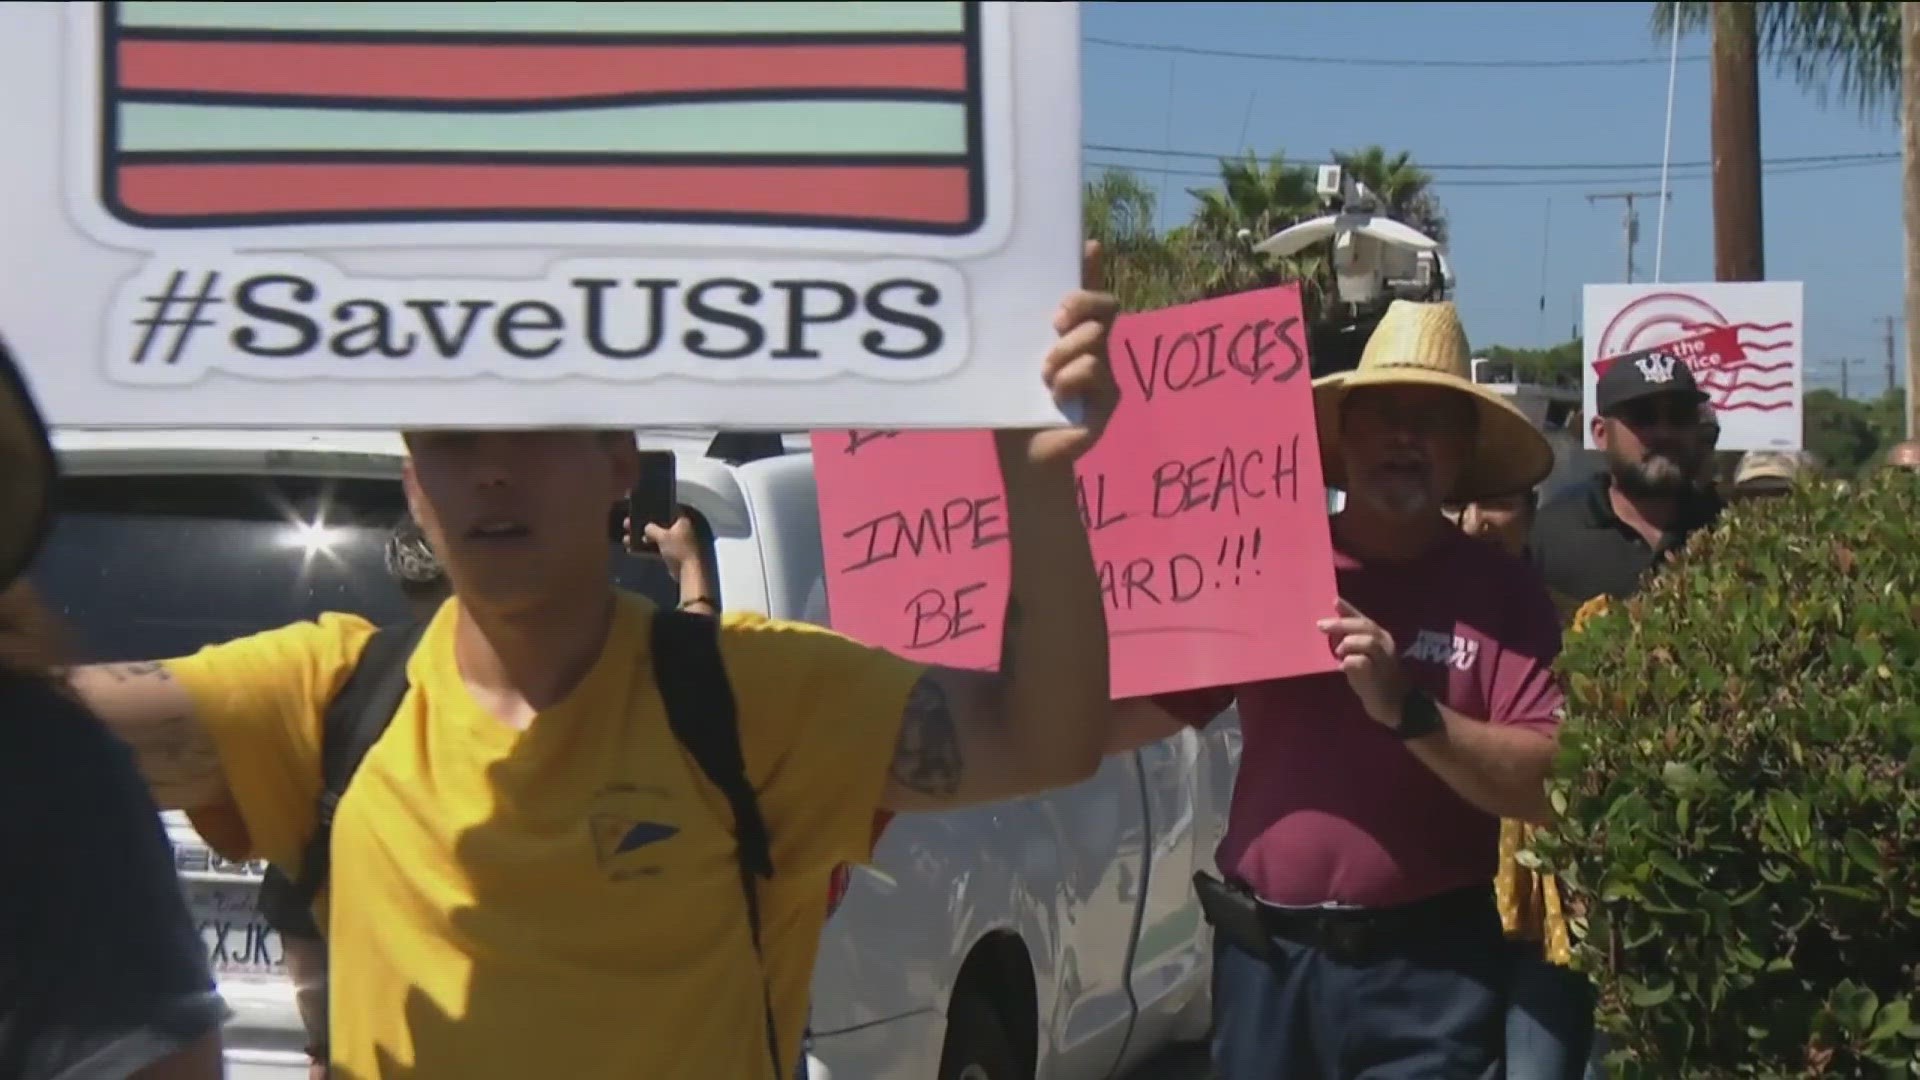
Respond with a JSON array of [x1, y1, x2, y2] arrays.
[[1313, 365, 1555, 503], [0, 337, 56, 593]]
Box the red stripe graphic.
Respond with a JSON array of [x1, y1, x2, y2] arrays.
[[116, 161, 974, 224], [1692, 321, 1793, 335], [1703, 358, 1792, 374], [1700, 377, 1793, 393], [116, 39, 969, 100]]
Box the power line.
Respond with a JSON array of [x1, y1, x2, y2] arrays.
[[1086, 35, 1710, 70], [1082, 142, 1898, 174], [1081, 155, 1892, 189]]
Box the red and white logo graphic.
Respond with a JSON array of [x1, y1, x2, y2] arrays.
[[1592, 290, 1796, 414]]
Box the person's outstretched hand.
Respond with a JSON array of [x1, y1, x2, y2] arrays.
[[995, 240, 1121, 469], [623, 510, 702, 583]]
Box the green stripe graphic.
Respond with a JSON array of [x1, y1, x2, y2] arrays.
[[118, 99, 969, 156], [117, 1, 967, 36]]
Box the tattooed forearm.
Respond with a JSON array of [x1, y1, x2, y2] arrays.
[[889, 674, 964, 798], [68, 661, 227, 808], [123, 713, 224, 802], [100, 661, 171, 683]]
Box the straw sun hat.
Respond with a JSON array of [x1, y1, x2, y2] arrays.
[[1313, 300, 1553, 503], [0, 335, 56, 592]]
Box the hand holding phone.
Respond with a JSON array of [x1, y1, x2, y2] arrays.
[[626, 451, 677, 553]]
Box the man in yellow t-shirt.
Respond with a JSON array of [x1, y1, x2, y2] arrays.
[[70, 248, 1122, 1080]]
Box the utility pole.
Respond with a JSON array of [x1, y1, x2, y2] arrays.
[[1882, 315, 1901, 397], [1712, 1, 1765, 282], [1903, 3, 1920, 437], [1842, 356, 1852, 400], [1587, 191, 1668, 283]]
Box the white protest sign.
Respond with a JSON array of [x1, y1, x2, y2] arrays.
[[0, 1, 1082, 431], [1582, 282, 1805, 451]]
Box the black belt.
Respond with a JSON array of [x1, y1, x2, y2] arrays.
[[1198, 880, 1482, 960], [1252, 885, 1494, 959], [1195, 873, 1499, 963]]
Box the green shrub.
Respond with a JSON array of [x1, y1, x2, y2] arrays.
[[1534, 470, 1920, 1079]]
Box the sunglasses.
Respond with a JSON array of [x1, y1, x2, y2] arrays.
[[1610, 397, 1700, 427]]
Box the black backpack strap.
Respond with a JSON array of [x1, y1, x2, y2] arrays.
[[651, 609, 781, 1079], [284, 618, 430, 915], [257, 864, 321, 939]]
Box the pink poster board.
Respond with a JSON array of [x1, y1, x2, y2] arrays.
[[812, 285, 1341, 699]]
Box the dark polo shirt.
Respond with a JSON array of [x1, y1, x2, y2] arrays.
[[1529, 473, 1722, 604]]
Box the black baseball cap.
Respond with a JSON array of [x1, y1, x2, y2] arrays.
[[1596, 345, 1710, 417]]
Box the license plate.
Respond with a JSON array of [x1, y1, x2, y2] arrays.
[[187, 878, 284, 980]]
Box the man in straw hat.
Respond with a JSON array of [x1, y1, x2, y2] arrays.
[[1530, 344, 1722, 603], [1730, 449, 1812, 502], [0, 337, 227, 1079], [63, 246, 1123, 1080], [1106, 300, 1566, 1079]]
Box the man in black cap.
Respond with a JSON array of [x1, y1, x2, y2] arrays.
[[1530, 345, 1723, 604]]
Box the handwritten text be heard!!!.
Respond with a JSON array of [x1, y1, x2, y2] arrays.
[[812, 285, 1341, 699]]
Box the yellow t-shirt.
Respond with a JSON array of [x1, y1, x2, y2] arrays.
[[167, 592, 923, 1080]]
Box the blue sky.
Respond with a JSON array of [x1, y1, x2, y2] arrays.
[[1080, 1, 1901, 400]]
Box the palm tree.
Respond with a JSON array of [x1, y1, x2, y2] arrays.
[[1651, 1, 1910, 436], [1653, 2, 1899, 113], [1081, 168, 1206, 312], [1084, 147, 1453, 351], [1180, 146, 1451, 323], [1181, 150, 1326, 304], [1334, 145, 1449, 246], [1177, 147, 1454, 375]]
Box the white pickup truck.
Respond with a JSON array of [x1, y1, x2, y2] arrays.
[[33, 427, 1240, 1080]]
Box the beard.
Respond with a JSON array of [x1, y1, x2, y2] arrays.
[[1355, 471, 1437, 518], [1610, 448, 1695, 499]]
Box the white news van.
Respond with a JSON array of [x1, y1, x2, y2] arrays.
[[36, 428, 1237, 1080]]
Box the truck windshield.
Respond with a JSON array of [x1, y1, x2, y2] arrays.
[[29, 472, 679, 663]]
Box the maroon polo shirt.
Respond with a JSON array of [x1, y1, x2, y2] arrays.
[[1158, 527, 1565, 909]]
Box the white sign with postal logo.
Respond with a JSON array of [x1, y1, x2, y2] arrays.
[[1582, 281, 1805, 452], [0, 1, 1083, 431]]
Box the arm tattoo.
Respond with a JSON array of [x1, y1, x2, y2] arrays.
[[124, 714, 222, 801], [101, 661, 171, 683], [889, 675, 964, 798]]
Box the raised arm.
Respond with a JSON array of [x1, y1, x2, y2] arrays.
[[882, 255, 1122, 811], [880, 457, 1107, 810], [68, 661, 227, 810]]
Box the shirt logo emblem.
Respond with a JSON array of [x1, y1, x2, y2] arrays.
[[1401, 629, 1480, 673], [588, 782, 679, 881]]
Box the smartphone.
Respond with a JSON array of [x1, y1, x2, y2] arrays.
[[627, 451, 677, 552]]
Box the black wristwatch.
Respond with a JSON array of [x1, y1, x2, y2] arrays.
[[1392, 685, 1444, 741]]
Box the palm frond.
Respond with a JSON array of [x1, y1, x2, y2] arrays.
[[1650, 0, 1900, 118]]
